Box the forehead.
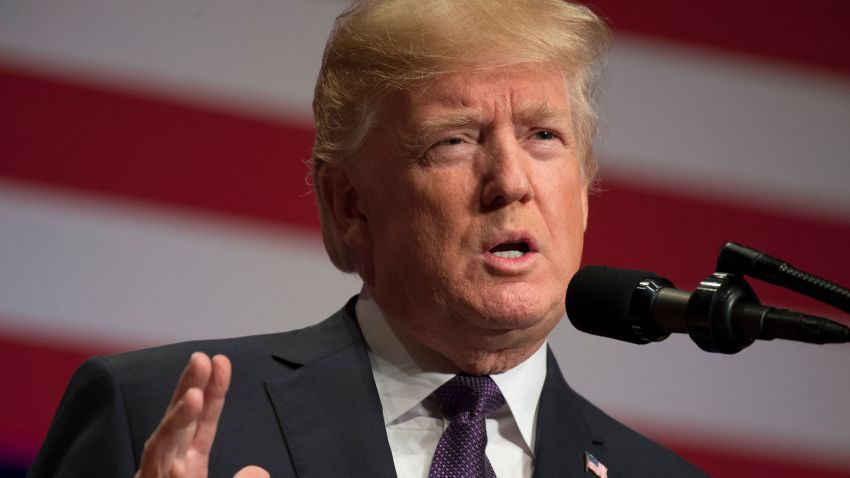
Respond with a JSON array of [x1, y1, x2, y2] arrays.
[[394, 66, 573, 125]]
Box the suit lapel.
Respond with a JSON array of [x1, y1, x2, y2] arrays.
[[533, 348, 622, 478], [264, 302, 397, 478]]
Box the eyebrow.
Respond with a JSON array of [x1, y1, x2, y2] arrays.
[[400, 112, 483, 154], [400, 103, 573, 153], [413, 113, 483, 139]]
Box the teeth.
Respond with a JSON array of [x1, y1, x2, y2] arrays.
[[493, 250, 524, 259]]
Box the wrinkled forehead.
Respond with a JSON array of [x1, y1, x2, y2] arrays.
[[388, 66, 574, 129]]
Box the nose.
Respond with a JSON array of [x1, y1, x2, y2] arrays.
[[480, 137, 534, 209]]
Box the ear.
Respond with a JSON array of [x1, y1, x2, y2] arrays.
[[320, 167, 372, 252]]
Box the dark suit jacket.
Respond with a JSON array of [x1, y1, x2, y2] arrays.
[[28, 298, 706, 477]]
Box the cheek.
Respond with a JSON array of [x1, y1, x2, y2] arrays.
[[383, 173, 478, 280], [369, 171, 463, 253], [537, 163, 585, 220], [536, 164, 587, 264], [408, 169, 476, 221], [556, 191, 587, 256]]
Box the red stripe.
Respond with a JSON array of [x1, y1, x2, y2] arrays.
[[3, 334, 848, 476], [0, 332, 114, 463], [1, 64, 320, 232], [588, 0, 850, 76]]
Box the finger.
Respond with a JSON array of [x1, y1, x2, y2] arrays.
[[192, 354, 232, 453], [137, 387, 204, 478], [234, 466, 270, 478], [169, 352, 213, 409]]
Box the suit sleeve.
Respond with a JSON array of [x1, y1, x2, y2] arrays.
[[27, 356, 139, 478]]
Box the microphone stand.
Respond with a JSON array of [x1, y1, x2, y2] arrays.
[[684, 242, 849, 354], [717, 242, 850, 313]]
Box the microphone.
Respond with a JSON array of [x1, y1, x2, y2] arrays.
[[566, 265, 850, 353]]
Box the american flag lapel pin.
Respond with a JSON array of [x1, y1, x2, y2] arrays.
[[584, 451, 609, 478]]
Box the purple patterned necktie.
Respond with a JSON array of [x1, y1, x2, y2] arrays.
[[429, 374, 506, 478]]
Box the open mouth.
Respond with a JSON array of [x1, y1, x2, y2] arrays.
[[489, 241, 531, 259]]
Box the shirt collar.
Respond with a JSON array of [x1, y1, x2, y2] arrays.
[[355, 294, 547, 452]]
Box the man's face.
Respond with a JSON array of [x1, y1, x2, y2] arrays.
[[337, 66, 588, 374]]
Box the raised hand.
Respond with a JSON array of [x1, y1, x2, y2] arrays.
[[133, 352, 269, 478]]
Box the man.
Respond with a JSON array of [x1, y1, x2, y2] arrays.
[[29, 1, 706, 477]]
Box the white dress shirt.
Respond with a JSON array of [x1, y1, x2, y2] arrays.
[[355, 295, 547, 478]]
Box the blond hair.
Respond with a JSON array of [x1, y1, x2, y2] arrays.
[[311, 0, 611, 272]]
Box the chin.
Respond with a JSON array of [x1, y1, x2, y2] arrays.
[[474, 283, 562, 329]]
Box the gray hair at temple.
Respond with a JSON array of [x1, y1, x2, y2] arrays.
[[310, 0, 612, 272]]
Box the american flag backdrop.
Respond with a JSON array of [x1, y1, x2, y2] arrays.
[[1, 1, 848, 476]]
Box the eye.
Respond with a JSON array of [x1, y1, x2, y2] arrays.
[[421, 134, 476, 166], [437, 137, 464, 146], [532, 130, 556, 140]]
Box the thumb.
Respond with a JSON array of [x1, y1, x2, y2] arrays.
[[233, 465, 270, 478]]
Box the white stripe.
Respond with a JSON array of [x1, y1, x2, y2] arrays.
[[598, 35, 850, 219], [0, 180, 362, 347], [0, 0, 349, 121]]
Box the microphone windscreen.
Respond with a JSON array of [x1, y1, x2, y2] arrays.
[[566, 265, 659, 343]]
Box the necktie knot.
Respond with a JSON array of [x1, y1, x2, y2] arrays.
[[434, 374, 505, 418]]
